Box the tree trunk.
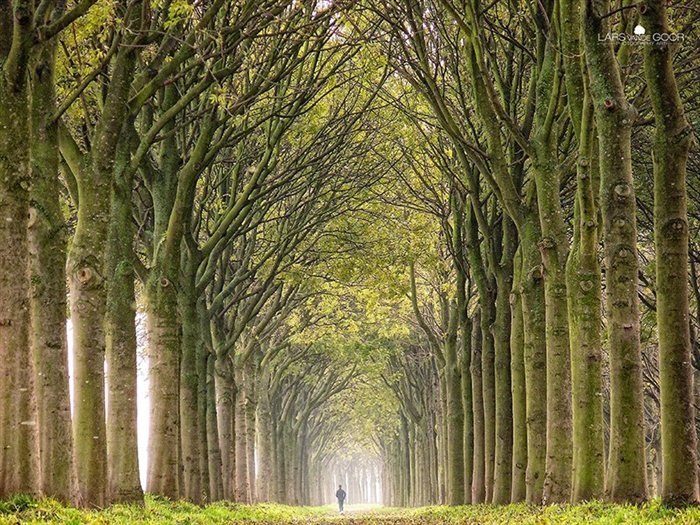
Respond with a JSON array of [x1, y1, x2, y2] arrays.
[[145, 277, 181, 498], [519, 217, 547, 504], [470, 312, 485, 503], [104, 131, 143, 504], [257, 374, 273, 502], [642, 0, 698, 506], [67, 156, 110, 509], [492, 219, 514, 504], [215, 356, 235, 499], [444, 306, 464, 504], [460, 311, 473, 504], [567, 102, 605, 502], [196, 306, 210, 501], [179, 276, 202, 503], [67, 16, 140, 506], [510, 252, 527, 502], [584, 0, 648, 502], [531, 37, 573, 504], [234, 365, 249, 502], [0, 66, 40, 500], [245, 359, 257, 502], [562, 0, 605, 501], [206, 353, 223, 501], [28, 43, 73, 502]]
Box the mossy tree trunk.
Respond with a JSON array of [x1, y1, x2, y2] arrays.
[[519, 214, 547, 504], [460, 303, 473, 504], [206, 351, 223, 501], [256, 369, 274, 502], [583, 0, 648, 502], [641, 0, 698, 505], [470, 312, 485, 503], [104, 128, 143, 505], [215, 353, 235, 500], [444, 299, 464, 505], [465, 208, 496, 502], [234, 364, 250, 502], [65, 1, 144, 505], [509, 250, 527, 502], [28, 41, 73, 503], [179, 270, 202, 503], [492, 218, 515, 504], [245, 358, 258, 502], [562, 0, 605, 502], [530, 24, 573, 503], [0, 35, 40, 501]]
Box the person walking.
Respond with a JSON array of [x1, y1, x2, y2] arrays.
[[335, 485, 347, 513]]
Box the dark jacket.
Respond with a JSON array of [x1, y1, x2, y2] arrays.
[[336, 489, 346, 500]]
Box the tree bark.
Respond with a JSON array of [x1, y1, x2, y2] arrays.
[[642, 0, 698, 505], [215, 355, 235, 499], [234, 365, 250, 502], [66, 9, 141, 505], [206, 353, 223, 501], [510, 250, 527, 503], [492, 219, 515, 504], [179, 275, 202, 503], [145, 277, 181, 498], [256, 371, 273, 502], [0, 57, 40, 501], [567, 101, 605, 503], [104, 129, 143, 504], [245, 359, 257, 502], [470, 312, 485, 503], [562, 0, 605, 502], [460, 310, 473, 504], [28, 42, 73, 502], [583, 0, 648, 502], [444, 302, 464, 504], [519, 217, 547, 504]]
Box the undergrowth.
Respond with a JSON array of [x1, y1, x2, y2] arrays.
[[1, 495, 699, 524]]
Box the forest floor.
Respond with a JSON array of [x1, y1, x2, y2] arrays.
[[1, 496, 700, 524]]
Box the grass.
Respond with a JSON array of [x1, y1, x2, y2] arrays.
[[1, 496, 700, 524]]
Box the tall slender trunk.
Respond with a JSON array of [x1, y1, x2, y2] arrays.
[[206, 353, 223, 501], [234, 365, 249, 502], [28, 43, 73, 502], [519, 215, 547, 504], [470, 313, 485, 503], [245, 359, 257, 502], [460, 311, 473, 504], [256, 372, 273, 502], [104, 130, 143, 504], [67, 11, 140, 505], [68, 166, 109, 508], [642, 0, 698, 505], [562, 0, 604, 502], [492, 219, 515, 504], [215, 355, 235, 499], [510, 250, 527, 502], [179, 273, 202, 503], [532, 36, 573, 504], [584, 0, 647, 502], [445, 317, 464, 504], [465, 210, 495, 502], [568, 104, 605, 502], [536, 159, 573, 504], [0, 64, 39, 500], [196, 303, 210, 501], [145, 278, 180, 498]]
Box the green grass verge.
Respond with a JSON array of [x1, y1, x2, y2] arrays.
[[1, 495, 699, 524]]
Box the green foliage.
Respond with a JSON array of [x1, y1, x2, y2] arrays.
[[2, 499, 700, 524], [0, 496, 331, 524]]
